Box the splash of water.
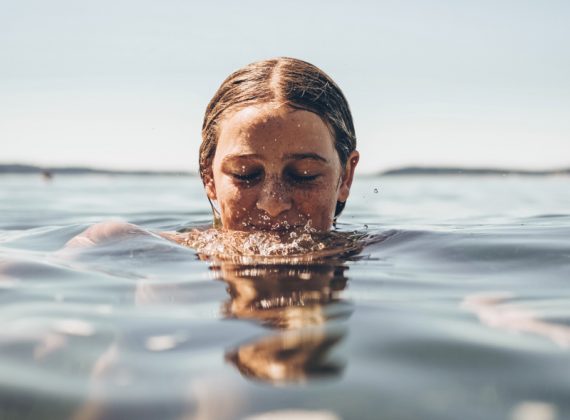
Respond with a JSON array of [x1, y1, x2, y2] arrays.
[[173, 222, 371, 263]]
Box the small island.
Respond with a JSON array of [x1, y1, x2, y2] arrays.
[[379, 166, 570, 176]]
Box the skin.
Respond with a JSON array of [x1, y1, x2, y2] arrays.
[[205, 104, 359, 232]]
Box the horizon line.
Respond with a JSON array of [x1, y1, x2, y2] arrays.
[[1, 162, 569, 176]]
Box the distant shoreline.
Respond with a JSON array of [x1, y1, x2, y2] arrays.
[[0, 164, 568, 177], [0, 164, 193, 177], [378, 166, 570, 176]]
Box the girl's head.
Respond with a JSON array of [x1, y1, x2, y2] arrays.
[[199, 57, 359, 232]]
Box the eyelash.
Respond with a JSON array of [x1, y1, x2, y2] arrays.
[[288, 172, 320, 183], [232, 172, 262, 182], [230, 171, 320, 184]]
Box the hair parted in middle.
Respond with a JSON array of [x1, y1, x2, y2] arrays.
[[199, 57, 357, 219]]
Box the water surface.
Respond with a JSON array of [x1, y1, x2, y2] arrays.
[[1, 174, 569, 420]]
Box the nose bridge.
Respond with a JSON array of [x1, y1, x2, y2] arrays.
[[256, 174, 292, 217]]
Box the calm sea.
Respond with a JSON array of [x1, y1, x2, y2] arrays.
[[1, 174, 569, 420]]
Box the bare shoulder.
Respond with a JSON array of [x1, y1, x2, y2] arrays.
[[62, 221, 200, 255], [64, 221, 150, 249]]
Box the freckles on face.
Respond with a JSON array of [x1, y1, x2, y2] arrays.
[[210, 105, 343, 232], [218, 186, 255, 227]]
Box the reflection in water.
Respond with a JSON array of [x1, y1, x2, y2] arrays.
[[226, 327, 346, 384], [213, 262, 353, 384]]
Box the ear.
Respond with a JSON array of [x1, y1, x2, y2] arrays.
[[337, 151, 359, 202], [203, 172, 217, 201]]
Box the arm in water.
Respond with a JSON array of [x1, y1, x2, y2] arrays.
[[462, 292, 570, 349], [62, 221, 193, 251]]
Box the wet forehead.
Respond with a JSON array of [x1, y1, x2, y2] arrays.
[[216, 105, 337, 158]]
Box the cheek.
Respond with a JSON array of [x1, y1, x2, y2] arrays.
[[293, 184, 338, 221], [217, 183, 258, 221]]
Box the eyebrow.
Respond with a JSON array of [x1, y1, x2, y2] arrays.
[[221, 152, 329, 164], [283, 153, 329, 163], [221, 153, 262, 164]]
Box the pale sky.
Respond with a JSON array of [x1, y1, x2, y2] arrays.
[[1, 0, 569, 173]]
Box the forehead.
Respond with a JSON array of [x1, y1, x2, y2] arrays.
[[215, 105, 337, 158]]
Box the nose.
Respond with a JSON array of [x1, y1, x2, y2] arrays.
[[256, 177, 292, 218]]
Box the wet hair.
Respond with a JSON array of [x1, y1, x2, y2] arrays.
[[199, 57, 357, 217]]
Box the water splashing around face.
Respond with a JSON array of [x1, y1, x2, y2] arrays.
[[174, 222, 377, 264]]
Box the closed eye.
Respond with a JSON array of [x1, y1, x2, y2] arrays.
[[288, 172, 321, 183], [232, 171, 262, 182]]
